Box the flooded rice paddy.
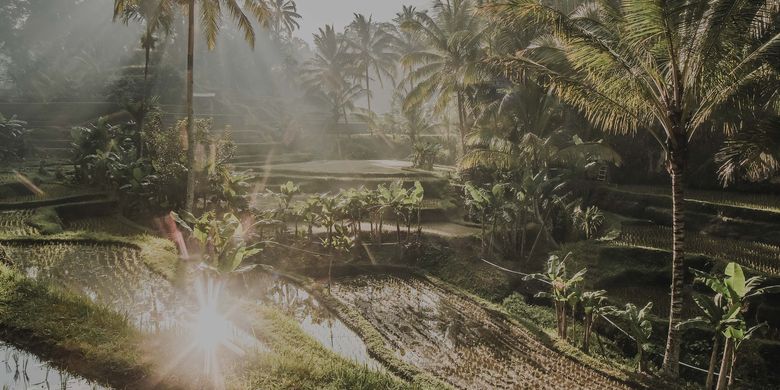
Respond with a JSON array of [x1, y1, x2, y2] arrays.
[[0, 342, 105, 389], [332, 274, 630, 389], [1, 241, 183, 333], [1, 238, 382, 374], [239, 272, 384, 371]]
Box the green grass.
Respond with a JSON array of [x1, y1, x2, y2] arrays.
[[27, 207, 63, 234], [0, 264, 167, 389], [229, 305, 410, 390], [0, 231, 181, 281]]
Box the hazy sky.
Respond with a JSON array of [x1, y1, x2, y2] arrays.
[[293, 0, 431, 43]]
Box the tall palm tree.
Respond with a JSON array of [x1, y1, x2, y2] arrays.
[[485, 0, 780, 376], [391, 5, 426, 92], [113, 0, 175, 81], [401, 0, 486, 150], [268, 0, 301, 42], [346, 14, 397, 116], [302, 25, 364, 156], [181, 0, 270, 212]]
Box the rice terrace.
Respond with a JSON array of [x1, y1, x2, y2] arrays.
[[0, 0, 778, 389]]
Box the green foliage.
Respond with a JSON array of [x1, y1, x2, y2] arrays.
[[345, 13, 398, 114], [174, 211, 261, 276], [302, 25, 364, 129], [70, 118, 127, 185], [411, 141, 441, 170], [0, 113, 28, 162], [524, 252, 586, 340], [26, 207, 63, 235], [607, 302, 654, 372], [572, 206, 605, 240], [503, 292, 557, 329]]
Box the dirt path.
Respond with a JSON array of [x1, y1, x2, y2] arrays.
[[332, 274, 633, 390]]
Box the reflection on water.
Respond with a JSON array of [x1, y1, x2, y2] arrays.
[[0, 342, 105, 390], [3, 242, 184, 333], [240, 272, 383, 371], [3, 241, 384, 381]]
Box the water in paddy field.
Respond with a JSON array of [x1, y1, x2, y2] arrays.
[[332, 274, 630, 390], [2, 241, 185, 333], [0, 342, 105, 389], [239, 271, 384, 371]]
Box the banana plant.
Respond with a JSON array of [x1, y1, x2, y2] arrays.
[[580, 290, 613, 354], [400, 181, 425, 237], [607, 302, 654, 373], [464, 182, 491, 250], [694, 263, 780, 390], [338, 187, 369, 239], [296, 196, 322, 238], [174, 211, 262, 277], [315, 193, 341, 246], [677, 294, 726, 390], [524, 252, 586, 340], [321, 224, 355, 291]]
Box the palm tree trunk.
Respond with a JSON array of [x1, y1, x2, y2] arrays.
[[662, 153, 687, 377], [143, 29, 151, 81], [716, 338, 734, 390], [138, 28, 152, 159], [365, 65, 372, 115], [184, 0, 196, 213], [707, 334, 721, 390], [456, 91, 466, 150]]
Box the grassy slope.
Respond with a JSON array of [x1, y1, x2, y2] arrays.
[[0, 264, 168, 389], [0, 228, 410, 389], [230, 305, 409, 390]]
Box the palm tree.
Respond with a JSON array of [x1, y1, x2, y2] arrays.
[[181, 0, 270, 212], [268, 0, 301, 42], [391, 5, 426, 92], [402, 0, 486, 149], [302, 25, 364, 156], [485, 0, 780, 376], [113, 0, 175, 81], [346, 14, 398, 116]]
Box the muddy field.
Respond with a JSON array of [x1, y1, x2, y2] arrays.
[[332, 274, 631, 390]]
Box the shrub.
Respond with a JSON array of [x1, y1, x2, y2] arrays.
[[0, 113, 27, 162]]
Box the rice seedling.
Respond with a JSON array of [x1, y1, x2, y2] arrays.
[[613, 185, 780, 214], [0, 210, 37, 236], [614, 225, 780, 276]]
